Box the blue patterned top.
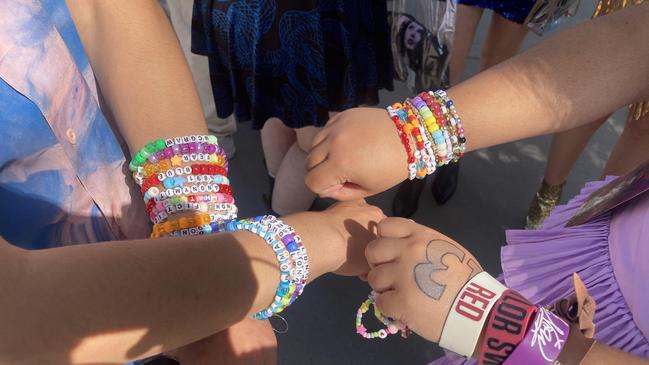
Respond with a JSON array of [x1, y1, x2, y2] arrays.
[[0, 0, 149, 249]]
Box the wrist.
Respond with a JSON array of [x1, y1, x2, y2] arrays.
[[282, 212, 343, 278]]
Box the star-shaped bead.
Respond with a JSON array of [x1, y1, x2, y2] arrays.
[[170, 155, 182, 166]]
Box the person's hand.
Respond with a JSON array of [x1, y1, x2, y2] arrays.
[[305, 107, 408, 201], [166, 318, 277, 365], [286, 200, 385, 278], [365, 218, 482, 343]]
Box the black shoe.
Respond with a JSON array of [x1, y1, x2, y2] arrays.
[[139, 355, 180, 365], [392, 178, 427, 218], [431, 161, 460, 205]]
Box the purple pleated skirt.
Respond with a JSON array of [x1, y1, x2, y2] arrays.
[[430, 177, 649, 364]]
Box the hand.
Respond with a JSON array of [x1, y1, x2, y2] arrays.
[[166, 318, 277, 365], [320, 200, 386, 276], [287, 200, 385, 278], [305, 108, 408, 201], [365, 218, 482, 343]]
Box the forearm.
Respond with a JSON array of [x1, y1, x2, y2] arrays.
[[582, 342, 649, 365], [451, 3, 649, 152], [66, 0, 208, 154], [0, 213, 338, 364]]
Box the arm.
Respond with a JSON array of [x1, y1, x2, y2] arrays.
[[65, 0, 208, 154], [0, 202, 382, 364], [305, 3, 649, 200], [365, 218, 649, 365], [583, 343, 649, 365]]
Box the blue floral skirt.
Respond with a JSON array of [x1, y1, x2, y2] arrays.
[[192, 0, 394, 129]]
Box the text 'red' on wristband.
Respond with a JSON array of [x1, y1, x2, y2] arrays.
[[439, 272, 507, 357], [479, 290, 538, 365], [504, 307, 570, 365]]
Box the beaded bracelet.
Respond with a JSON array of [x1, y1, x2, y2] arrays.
[[228, 216, 309, 320], [257, 215, 309, 310], [356, 291, 408, 339], [134, 153, 227, 182], [144, 183, 233, 202], [130, 135, 219, 172], [435, 90, 466, 159], [409, 96, 440, 168], [151, 212, 212, 238], [152, 164, 228, 182], [387, 105, 417, 180], [387, 90, 466, 180]]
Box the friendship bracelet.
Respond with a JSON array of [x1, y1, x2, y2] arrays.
[[356, 292, 404, 339], [130, 134, 219, 172], [422, 92, 453, 164], [151, 212, 212, 238], [479, 290, 538, 365], [388, 90, 466, 180], [134, 153, 227, 182], [439, 272, 507, 357], [144, 183, 233, 202], [432, 92, 458, 161], [504, 308, 570, 365], [152, 164, 228, 182], [387, 105, 417, 180], [229, 216, 309, 320], [435, 90, 466, 158]]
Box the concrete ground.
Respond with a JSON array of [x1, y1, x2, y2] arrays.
[[226, 1, 623, 363]]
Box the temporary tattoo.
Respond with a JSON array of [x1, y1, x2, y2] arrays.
[[414, 239, 481, 300]]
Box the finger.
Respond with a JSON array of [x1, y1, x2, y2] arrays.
[[365, 237, 409, 266], [375, 290, 405, 322], [367, 263, 397, 293], [304, 158, 347, 196], [306, 139, 330, 171], [377, 217, 416, 238], [326, 182, 371, 201], [310, 127, 330, 151], [324, 112, 343, 127]]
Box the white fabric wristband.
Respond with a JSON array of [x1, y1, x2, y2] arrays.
[[439, 271, 507, 357]]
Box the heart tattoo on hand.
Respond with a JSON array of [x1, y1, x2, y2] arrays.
[[414, 239, 481, 300]]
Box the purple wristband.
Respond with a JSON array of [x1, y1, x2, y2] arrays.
[[504, 308, 570, 365]]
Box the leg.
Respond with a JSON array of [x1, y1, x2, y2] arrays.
[[426, 5, 482, 206], [165, 0, 237, 158], [261, 118, 296, 178], [448, 4, 484, 85], [602, 110, 649, 176], [271, 126, 320, 215], [525, 116, 607, 229], [479, 12, 529, 71], [166, 318, 277, 365], [544, 117, 608, 185]]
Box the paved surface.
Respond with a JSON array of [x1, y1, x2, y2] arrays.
[[226, 1, 622, 363]]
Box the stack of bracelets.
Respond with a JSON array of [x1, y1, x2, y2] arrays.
[[355, 89, 469, 338], [358, 94, 594, 364], [130, 135, 308, 319], [356, 271, 594, 365], [387, 90, 466, 180]]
